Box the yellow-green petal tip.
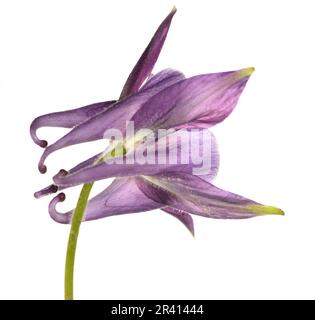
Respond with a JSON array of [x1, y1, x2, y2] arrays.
[[239, 67, 255, 78], [247, 204, 284, 216]]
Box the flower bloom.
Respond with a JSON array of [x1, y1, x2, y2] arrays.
[[31, 8, 283, 236]]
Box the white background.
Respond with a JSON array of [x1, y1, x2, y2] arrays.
[[0, 0, 314, 299]]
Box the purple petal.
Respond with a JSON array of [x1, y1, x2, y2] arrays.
[[34, 143, 117, 198], [53, 130, 219, 187], [136, 172, 284, 219], [132, 68, 255, 132], [31, 4, 176, 149], [162, 207, 195, 236], [49, 177, 162, 223], [141, 68, 185, 91], [38, 69, 184, 173], [119, 7, 177, 99], [49, 175, 195, 237], [34, 152, 103, 198], [30, 100, 115, 148]]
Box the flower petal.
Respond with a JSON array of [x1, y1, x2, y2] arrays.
[[49, 177, 162, 223], [48, 175, 195, 237], [34, 152, 103, 198], [119, 7, 177, 99], [30, 100, 115, 147], [31, 5, 177, 148], [162, 207, 195, 236], [53, 130, 219, 187], [35, 141, 119, 198], [37, 125, 216, 198], [38, 69, 184, 173], [141, 68, 185, 91], [132, 68, 254, 132], [136, 172, 284, 219]]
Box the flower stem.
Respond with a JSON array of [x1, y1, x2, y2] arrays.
[[64, 182, 93, 300], [64, 143, 122, 300]]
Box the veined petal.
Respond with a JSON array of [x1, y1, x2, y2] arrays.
[[53, 130, 219, 187], [119, 7, 177, 99], [38, 69, 184, 173], [30, 100, 115, 147], [132, 68, 254, 132], [162, 207, 195, 236], [31, 5, 177, 149], [136, 172, 284, 219], [49, 177, 162, 223], [34, 152, 103, 198], [49, 175, 196, 236], [141, 68, 185, 91], [35, 141, 118, 198]]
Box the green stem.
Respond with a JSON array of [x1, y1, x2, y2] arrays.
[[64, 142, 123, 300], [64, 182, 94, 300]]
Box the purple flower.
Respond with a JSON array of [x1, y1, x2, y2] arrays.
[[31, 8, 283, 237], [30, 7, 177, 155]]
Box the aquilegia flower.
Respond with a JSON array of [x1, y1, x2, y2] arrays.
[[45, 65, 284, 233], [30, 8, 283, 299]]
